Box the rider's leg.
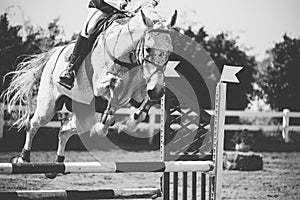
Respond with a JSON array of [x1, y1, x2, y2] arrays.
[[59, 8, 106, 90]]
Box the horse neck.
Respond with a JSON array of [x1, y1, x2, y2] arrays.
[[126, 11, 149, 44]]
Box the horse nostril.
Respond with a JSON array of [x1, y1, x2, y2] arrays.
[[148, 86, 165, 100]]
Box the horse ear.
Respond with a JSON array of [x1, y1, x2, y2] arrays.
[[141, 9, 154, 27], [166, 10, 178, 28]]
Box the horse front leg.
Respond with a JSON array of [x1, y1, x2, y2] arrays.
[[90, 108, 116, 137], [90, 88, 116, 137], [119, 98, 155, 133]]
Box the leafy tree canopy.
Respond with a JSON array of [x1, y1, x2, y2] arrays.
[[255, 34, 300, 111], [173, 27, 256, 110], [0, 13, 69, 95]]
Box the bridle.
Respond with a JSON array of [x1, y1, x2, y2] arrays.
[[104, 24, 172, 82], [136, 29, 171, 65]]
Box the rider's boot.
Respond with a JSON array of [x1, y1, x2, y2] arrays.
[[58, 35, 88, 90]]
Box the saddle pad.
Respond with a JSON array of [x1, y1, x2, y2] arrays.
[[53, 44, 94, 105]]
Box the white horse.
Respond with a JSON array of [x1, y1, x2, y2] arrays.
[[2, 6, 177, 178]]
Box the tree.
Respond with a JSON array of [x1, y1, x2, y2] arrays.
[[184, 26, 195, 39], [195, 27, 208, 44], [0, 13, 24, 94], [205, 33, 256, 110], [39, 17, 66, 50], [22, 17, 67, 52], [0, 13, 69, 95], [169, 27, 219, 110], [170, 27, 256, 110], [255, 34, 300, 111]]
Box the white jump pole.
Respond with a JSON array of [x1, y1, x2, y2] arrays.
[[211, 65, 243, 200]]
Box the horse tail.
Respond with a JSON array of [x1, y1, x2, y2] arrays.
[[1, 48, 57, 129]]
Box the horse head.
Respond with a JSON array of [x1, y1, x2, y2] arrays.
[[92, 5, 177, 103], [137, 9, 177, 100]]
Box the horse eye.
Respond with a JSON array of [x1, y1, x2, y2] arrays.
[[160, 52, 166, 57], [146, 48, 151, 53]]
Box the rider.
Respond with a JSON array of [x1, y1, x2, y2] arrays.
[[59, 0, 160, 90]]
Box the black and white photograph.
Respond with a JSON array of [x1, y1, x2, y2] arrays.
[[0, 0, 299, 199]]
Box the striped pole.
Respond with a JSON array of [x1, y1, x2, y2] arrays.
[[0, 161, 214, 175], [0, 188, 161, 200]]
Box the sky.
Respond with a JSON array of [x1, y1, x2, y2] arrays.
[[1, 0, 300, 61]]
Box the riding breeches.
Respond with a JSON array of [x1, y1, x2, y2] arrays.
[[80, 8, 108, 38]]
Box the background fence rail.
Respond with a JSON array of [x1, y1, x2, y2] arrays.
[[1, 103, 300, 143]]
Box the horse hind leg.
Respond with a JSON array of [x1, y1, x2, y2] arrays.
[[10, 102, 56, 163], [45, 115, 77, 179], [10, 113, 41, 163]]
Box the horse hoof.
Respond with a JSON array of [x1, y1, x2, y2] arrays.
[[44, 155, 65, 179], [124, 119, 138, 133], [10, 156, 26, 164], [10, 149, 31, 163], [91, 122, 108, 137], [45, 173, 58, 179]]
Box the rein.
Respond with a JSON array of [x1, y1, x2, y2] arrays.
[[105, 46, 139, 69]]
